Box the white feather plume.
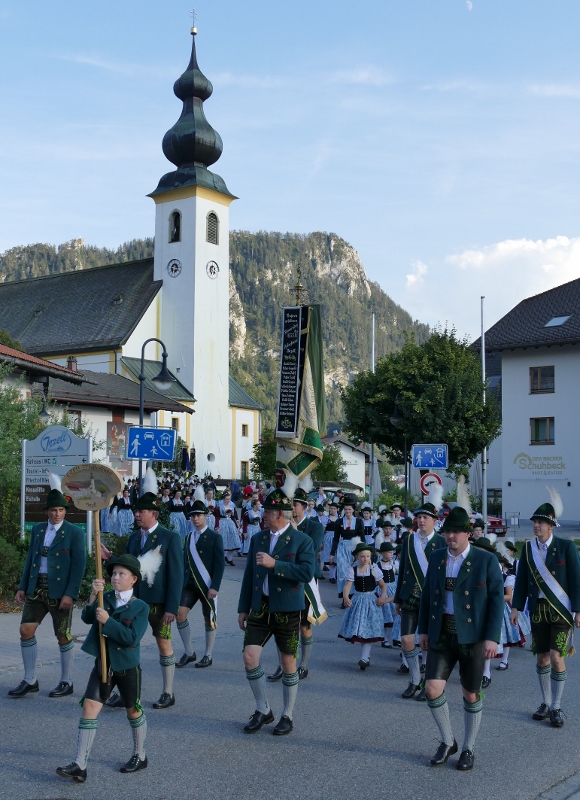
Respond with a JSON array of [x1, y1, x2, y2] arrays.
[[194, 484, 206, 503], [374, 530, 385, 547], [138, 545, 163, 587], [282, 471, 298, 500], [456, 475, 473, 517], [378, 504, 387, 513], [361, 501, 372, 510], [349, 536, 362, 552], [142, 468, 158, 496], [428, 482, 444, 512], [547, 486, 563, 519], [299, 472, 313, 493], [47, 472, 62, 492]]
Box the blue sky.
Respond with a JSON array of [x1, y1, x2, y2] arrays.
[[1, 1, 580, 339]]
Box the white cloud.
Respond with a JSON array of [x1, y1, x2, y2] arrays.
[[52, 53, 174, 80], [466, 1, 473, 9], [529, 83, 580, 99], [400, 235, 580, 339], [326, 67, 394, 87], [406, 260, 428, 288]]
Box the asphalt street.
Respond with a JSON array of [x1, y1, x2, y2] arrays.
[[2, 558, 580, 800]]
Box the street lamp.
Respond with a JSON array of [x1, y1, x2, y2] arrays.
[[138, 338, 176, 494], [389, 396, 409, 516]]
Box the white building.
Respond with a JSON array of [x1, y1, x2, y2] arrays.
[[0, 29, 262, 480], [479, 278, 580, 523]]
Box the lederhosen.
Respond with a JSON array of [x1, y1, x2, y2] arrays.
[[400, 578, 423, 638], [21, 543, 73, 641], [425, 576, 485, 692]]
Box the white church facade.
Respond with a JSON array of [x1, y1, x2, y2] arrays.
[[0, 27, 262, 480]]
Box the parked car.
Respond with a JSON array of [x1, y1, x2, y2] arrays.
[[437, 502, 507, 537]]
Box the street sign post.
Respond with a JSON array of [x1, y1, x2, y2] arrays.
[[411, 444, 448, 470], [420, 472, 443, 496], [127, 427, 177, 462], [21, 425, 92, 544]]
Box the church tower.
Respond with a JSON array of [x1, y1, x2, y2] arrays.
[[149, 24, 236, 477]]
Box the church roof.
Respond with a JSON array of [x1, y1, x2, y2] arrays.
[[121, 357, 195, 403], [0, 259, 161, 356], [48, 369, 192, 414], [229, 376, 263, 411], [149, 31, 234, 199]]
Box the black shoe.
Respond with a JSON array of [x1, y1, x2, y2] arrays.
[[49, 681, 73, 698], [267, 666, 283, 682], [420, 663, 426, 674], [226, 559, 235, 566], [176, 652, 196, 668], [457, 749, 475, 771], [298, 666, 308, 680], [496, 662, 509, 671], [273, 715, 293, 736], [105, 691, 124, 708], [533, 703, 550, 721], [56, 762, 87, 783], [195, 655, 212, 668], [430, 739, 458, 766], [392, 640, 401, 648], [323, 566, 329, 572], [402, 682, 421, 699], [396, 664, 410, 675], [329, 578, 337, 584], [153, 692, 175, 709], [550, 708, 564, 728], [243, 708, 275, 733], [416, 686, 427, 701], [8, 679, 39, 697], [318, 575, 326, 580], [340, 602, 346, 609], [120, 754, 148, 773], [481, 676, 491, 689], [358, 659, 370, 671], [381, 642, 392, 648]]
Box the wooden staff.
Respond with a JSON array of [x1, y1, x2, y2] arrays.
[[92, 509, 108, 687]]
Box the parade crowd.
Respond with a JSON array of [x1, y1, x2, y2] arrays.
[[8, 471, 580, 783]]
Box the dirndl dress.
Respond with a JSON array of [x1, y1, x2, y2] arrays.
[[169, 506, 189, 541], [244, 514, 262, 554], [338, 564, 384, 644], [500, 575, 530, 646], [220, 517, 241, 551], [99, 507, 110, 533], [321, 528, 335, 563], [116, 503, 134, 536], [337, 538, 358, 594]]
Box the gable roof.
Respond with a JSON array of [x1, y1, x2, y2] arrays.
[[121, 357, 195, 403], [475, 277, 580, 352], [0, 259, 161, 356], [0, 344, 84, 383], [229, 376, 263, 411], [48, 369, 192, 414]]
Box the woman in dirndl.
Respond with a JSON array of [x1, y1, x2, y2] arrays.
[[168, 490, 189, 541], [220, 509, 241, 565], [330, 499, 365, 607], [116, 489, 135, 536], [496, 555, 530, 671], [244, 500, 263, 555], [338, 543, 387, 670], [322, 502, 340, 582], [376, 542, 399, 647]]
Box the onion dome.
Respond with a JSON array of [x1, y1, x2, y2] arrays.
[[149, 30, 233, 198]]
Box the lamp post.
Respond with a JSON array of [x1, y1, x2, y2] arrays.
[[138, 338, 176, 495], [389, 396, 408, 516]]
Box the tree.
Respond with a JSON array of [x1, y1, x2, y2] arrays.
[[0, 329, 24, 350], [250, 429, 276, 481], [311, 443, 348, 482], [341, 327, 501, 476]]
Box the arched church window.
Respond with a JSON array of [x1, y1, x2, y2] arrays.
[[169, 210, 181, 243], [206, 212, 219, 245]]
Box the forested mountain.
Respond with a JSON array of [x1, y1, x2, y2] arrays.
[[0, 233, 429, 427]]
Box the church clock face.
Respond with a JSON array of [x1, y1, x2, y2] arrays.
[[206, 260, 219, 279], [167, 258, 182, 278]]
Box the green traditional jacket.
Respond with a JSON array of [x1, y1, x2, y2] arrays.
[[512, 536, 580, 619], [19, 520, 86, 600], [297, 516, 325, 579], [182, 528, 225, 591], [394, 532, 446, 604], [82, 591, 149, 671], [125, 525, 184, 615]]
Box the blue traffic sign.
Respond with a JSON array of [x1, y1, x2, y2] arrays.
[[127, 427, 177, 462], [411, 444, 448, 469]]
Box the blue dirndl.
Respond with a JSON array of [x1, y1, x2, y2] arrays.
[[337, 539, 356, 594], [321, 530, 334, 563], [170, 511, 189, 541], [338, 592, 384, 644], [117, 508, 134, 537], [378, 580, 397, 624]]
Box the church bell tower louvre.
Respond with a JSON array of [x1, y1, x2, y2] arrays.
[[148, 23, 236, 477]]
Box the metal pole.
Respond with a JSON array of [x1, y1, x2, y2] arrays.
[[20, 438, 26, 540], [481, 297, 488, 525], [404, 435, 408, 516], [369, 313, 375, 505]]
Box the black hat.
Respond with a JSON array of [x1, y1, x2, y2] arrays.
[[106, 554, 142, 581], [293, 488, 309, 505], [44, 489, 69, 509], [504, 541, 518, 553], [472, 518, 486, 529], [391, 503, 403, 511], [402, 517, 414, 528], [190, 500, 207, 514], [342, 494, 357, 508], [316, 504, 324, 512], [440, 506, 472, 533], [379, 542, 395, 552], [413, 502, 438, 519], [530, 503, 558, 525], [379, 519, 393, 528], [263, 488, 292, 512], [352, 542, 374, 556], [474, 537, 495, 552], [329, 501, 339, 509], [133, 492, 160, 511]]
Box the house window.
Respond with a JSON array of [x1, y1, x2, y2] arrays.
[[240, 461, 249, 480], [206, 212, 219, 245], [169, 211, 181, 242], [172, 418, 179, 431], [241, 424, 248, 437], [530, 366, 554, 394], [530, 417, 555, 445], [544, 315, 571, 327]]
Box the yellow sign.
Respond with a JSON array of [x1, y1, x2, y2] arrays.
[[62, 464, 123, 511]]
